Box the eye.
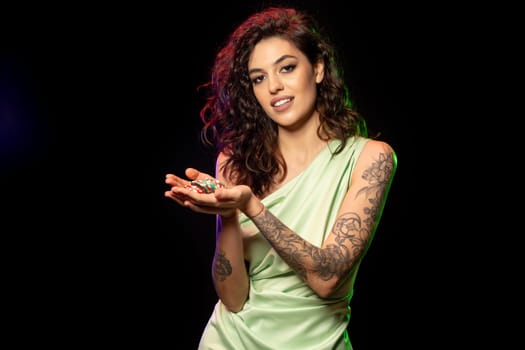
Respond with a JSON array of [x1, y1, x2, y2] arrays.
[[281, 64, 296, 73], [251, 75, 265, 85]]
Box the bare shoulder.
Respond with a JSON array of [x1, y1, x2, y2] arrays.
[[362, 139, 395, 158], [352, 138, 397, 185]]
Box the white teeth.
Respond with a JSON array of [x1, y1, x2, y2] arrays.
[[274, 98, 290, 107]]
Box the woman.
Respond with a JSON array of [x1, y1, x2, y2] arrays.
[[165, 7, 397, 350]]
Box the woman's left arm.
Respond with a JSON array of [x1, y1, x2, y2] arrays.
[[249, 139, 397, 298]]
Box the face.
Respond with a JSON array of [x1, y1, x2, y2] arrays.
[[247, 36, 324, 130]]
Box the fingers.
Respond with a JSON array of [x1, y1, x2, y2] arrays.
[[167, 168, 215, 184], [165, 170, 238, 215], [165, 174, 187, 187], [179, 199, 236, 217], [170, 186, 215, 204], [185, 168, 200, 180], [165, 188, 227, 215], [185, 167, 215, 181], [164, 190, 186, 206]]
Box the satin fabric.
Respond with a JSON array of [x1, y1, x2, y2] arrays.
[[199, 137, 368, 350]]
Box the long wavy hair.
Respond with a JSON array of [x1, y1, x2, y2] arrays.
[[199, 7, 367, 197]]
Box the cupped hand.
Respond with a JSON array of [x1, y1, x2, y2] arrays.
[[165, 168, 212, 200], [165, 172, 257, 217], [165, 167, 213, 189], [180, 184, 260, 218], [165, 168, 247, 217]]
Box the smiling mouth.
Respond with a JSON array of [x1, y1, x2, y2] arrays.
[[272, 98, 292, 107]]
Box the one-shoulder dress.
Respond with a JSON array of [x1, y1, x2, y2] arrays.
[[198, 137, 369, 350]]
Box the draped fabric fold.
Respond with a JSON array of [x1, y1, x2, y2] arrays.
[[199, 137, 368, 350]]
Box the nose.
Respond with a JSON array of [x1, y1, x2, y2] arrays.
[[268, 74, 284, 93]]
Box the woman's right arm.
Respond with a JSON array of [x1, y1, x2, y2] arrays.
[[164, 155, 251, 312], [211, 153, 249, 312], [212, 213, 249, 312]]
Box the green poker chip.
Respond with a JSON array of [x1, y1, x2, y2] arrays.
[[185, 178, 225, 193]]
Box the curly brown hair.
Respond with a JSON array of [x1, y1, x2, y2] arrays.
[[199, 7, 367, 197]]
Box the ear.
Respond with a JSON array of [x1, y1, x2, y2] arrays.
[[314, 59, 325, 84]]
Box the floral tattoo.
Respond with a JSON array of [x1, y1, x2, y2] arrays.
[[251, 148, 395, 282]]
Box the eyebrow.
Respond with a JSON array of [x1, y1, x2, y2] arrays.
[[248, 54, 298, 75]]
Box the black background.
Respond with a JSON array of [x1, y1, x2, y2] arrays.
[[1, 1, 440, 348]]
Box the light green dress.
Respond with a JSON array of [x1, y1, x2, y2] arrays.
[[198, 137, 369, 350]]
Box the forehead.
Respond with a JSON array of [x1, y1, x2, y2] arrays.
[[248, 37, 305, 68]]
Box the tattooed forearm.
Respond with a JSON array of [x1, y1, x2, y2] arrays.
[[252, 210, 363, 281], [250, 148, 395, 286], [327, 212, 368, 276], [251, 209, 309, 280], [213, 251, 233, 282]]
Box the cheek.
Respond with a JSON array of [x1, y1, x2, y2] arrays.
[[250, 87, 271, 115], [291, 72, 315, 93], [298, 77, 317, 97], [300, 80, 319, 112], [252, 86, 268, 106]]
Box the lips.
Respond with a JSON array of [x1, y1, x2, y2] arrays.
[[271, 96, 293, 107]]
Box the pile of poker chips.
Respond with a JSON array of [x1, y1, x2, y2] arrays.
[[184, 178, 225, 194]]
